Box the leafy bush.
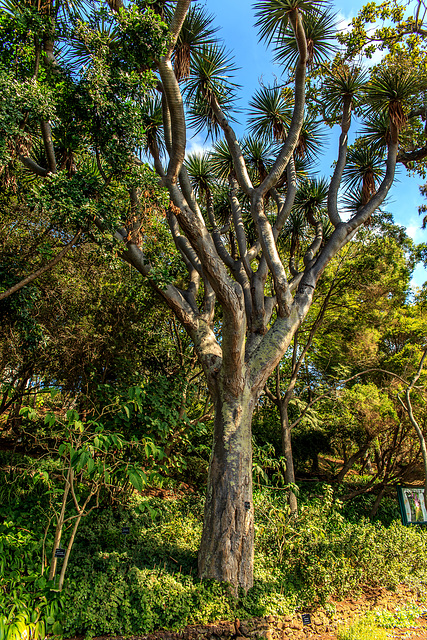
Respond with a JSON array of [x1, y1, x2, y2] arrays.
[[1, 470, 427, 637], [254, 484, 427, 604], [337, 618, 388, 640], [0, 519, 64, 640]]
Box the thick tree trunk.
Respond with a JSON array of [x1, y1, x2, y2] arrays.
[[280, 400, 298, 515], [198, 384, 255, 593]]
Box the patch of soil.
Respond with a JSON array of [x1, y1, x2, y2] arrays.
[[66, 584, 427, 640]]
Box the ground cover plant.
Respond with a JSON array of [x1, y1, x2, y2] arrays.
[[2, 461, 427, 639]]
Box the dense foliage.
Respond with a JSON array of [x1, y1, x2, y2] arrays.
[[2, 467, 427, 638]]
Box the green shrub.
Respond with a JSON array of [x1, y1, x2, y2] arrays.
[[371, 604, 424, 628], [337, 618, 388, 640], [254, 485, 427, 604], [0, 519, 64, 640], [2, 472, 427, 637]]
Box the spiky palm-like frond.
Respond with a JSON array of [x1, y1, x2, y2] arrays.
[[186, 91, 236, 140], [185, 151, 214, 194], [213, 186, 232, 227], [273, 7, 336, 69], [150, 1, 176, 19], [185, 43, 238, 102], [340, 186, 389, 224], [342, 145, 385, 204], [64, 13, 119, 74], [340, 185, 364, 214], [293, 176, 328, 223], [321, 63, 367, 116], [295, 115, 324, 161], [359, 111, 390, 150], [365, 67, 419, 130], [242, 136, 274, 184], [184, 44, 238, 138], [253, 0, 326, 46], [247, 85, 293, 143], [280, 209, 308, 272], [168, 5, 219, 81], [210, 139, 234, 179], [293, 154, 310, 180], [322, 216, 334, 241], [281, 209, 308, 239], [140, 94, 164, 155]]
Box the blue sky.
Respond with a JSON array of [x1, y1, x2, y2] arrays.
[[190, 0, 427, 289]]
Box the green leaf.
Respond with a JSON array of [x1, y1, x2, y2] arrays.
[[51, 621, 63, 635], [128, 471, 143, 492], [74, 420, 84, 433]]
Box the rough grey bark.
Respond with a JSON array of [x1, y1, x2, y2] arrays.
[[198, 385, 255, 591], [89, 0, 400, 583]]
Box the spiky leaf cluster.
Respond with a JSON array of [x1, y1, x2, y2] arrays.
[[273, 7, 337, 69]]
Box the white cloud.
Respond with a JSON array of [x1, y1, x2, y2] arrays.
[[405, 221, 427, 244], [186, 134, 212, 157]]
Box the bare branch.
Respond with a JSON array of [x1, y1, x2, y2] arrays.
[[210, 96, 254, 197], [18, 155, 49, 176], [0, 231, 82, 301], [40, 121, 57, 173], [327, 96, 352, 227]]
